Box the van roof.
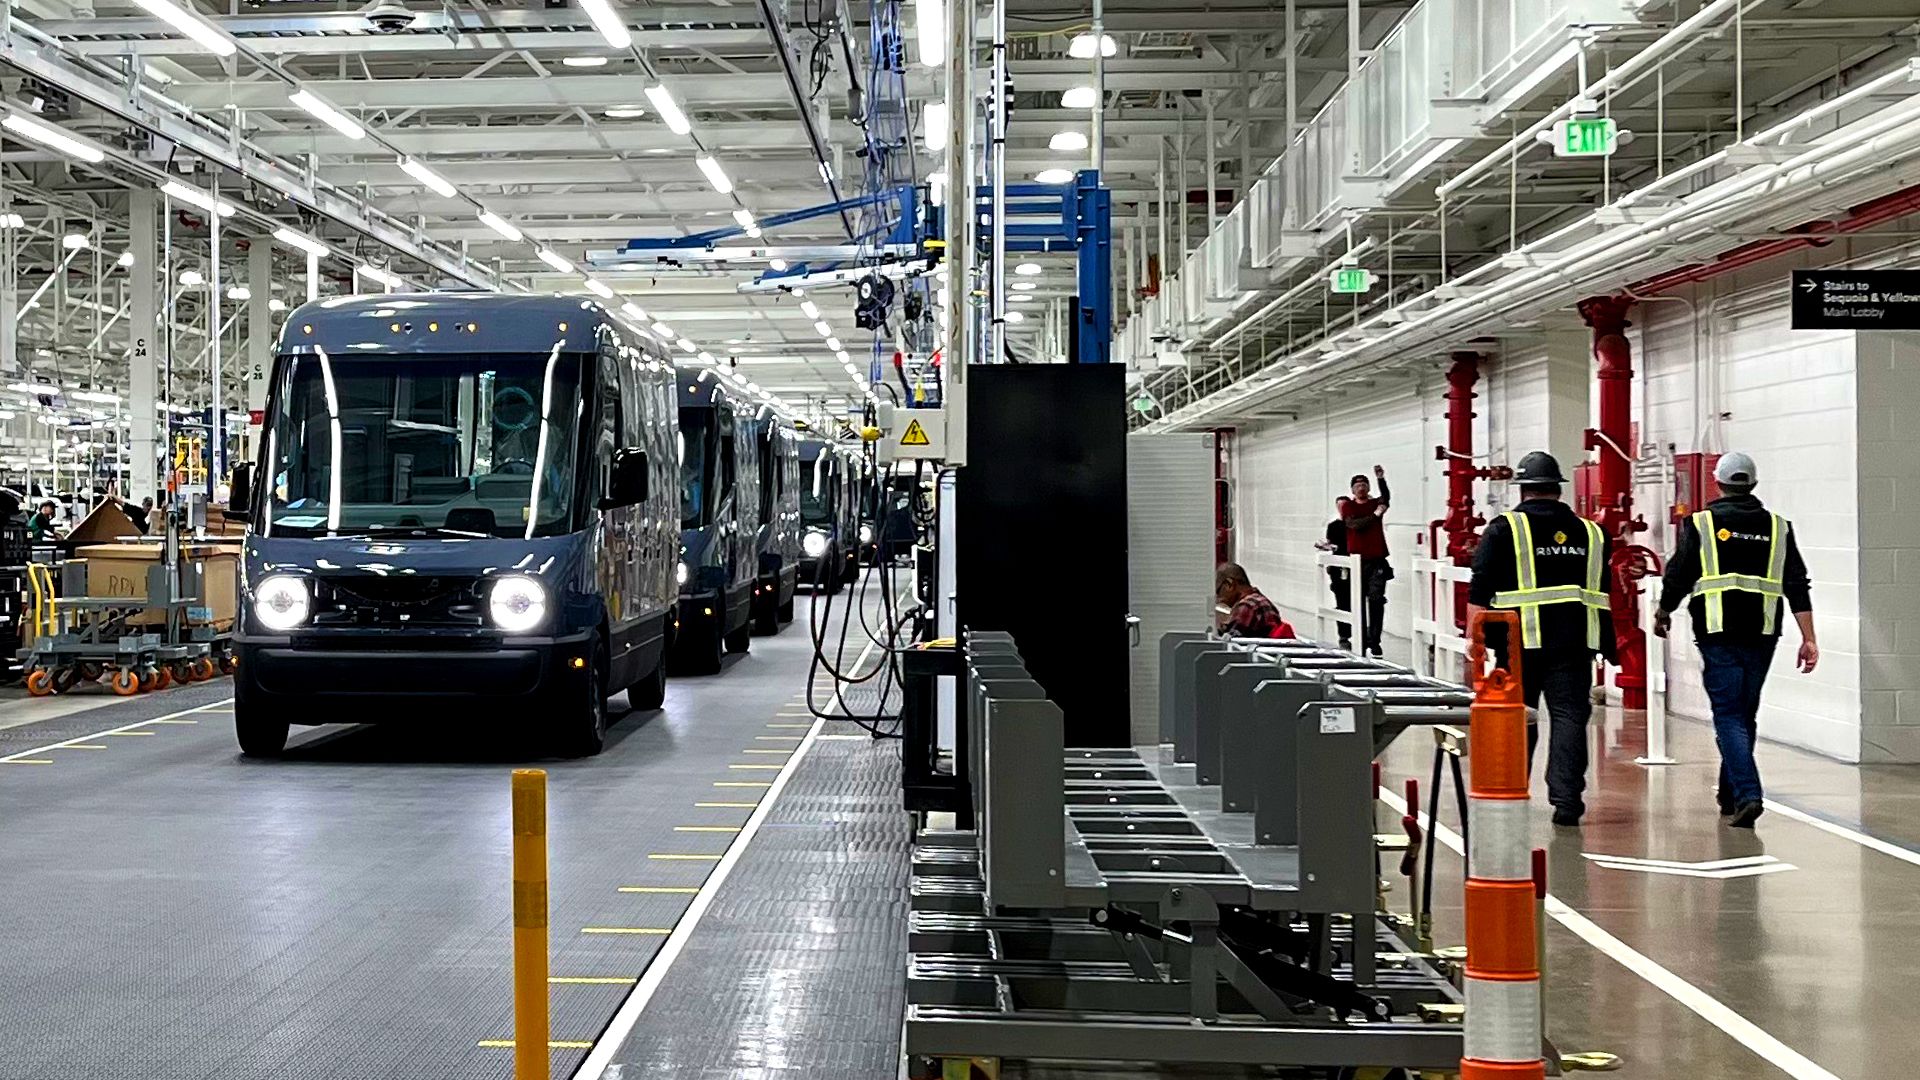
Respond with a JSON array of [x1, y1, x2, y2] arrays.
[[280, 292, 655, 356]]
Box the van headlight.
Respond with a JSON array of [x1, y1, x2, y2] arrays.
[[676, 561, 689, 585], [858, 524, 875, 544], [489, 575, 548, 632], [803, 530, 829, 558], [252, 574, 310, 632]]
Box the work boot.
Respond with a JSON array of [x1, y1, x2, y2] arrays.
[[1551, 807, 1582, 828], [1728, 800, 1765, 829]]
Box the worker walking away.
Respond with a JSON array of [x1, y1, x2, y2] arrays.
[[1467, 452, 1614, 827], [1314, 496, 1354, 649], [1653, 452, 1815, 829], [1340, 465, 1393, 656], [1215, 562, 1296, 639]]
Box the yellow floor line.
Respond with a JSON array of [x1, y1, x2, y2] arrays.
[[647, 853, 722, 861], [767, 723, 810, 729], [713, 781, 772, 788], [695, 801, 758, 808], [581, 927, 672, 935], [54, 744, 107, 750], [617, 885, 701, 894], [755, 735, 803, 742], [478, 1040, 595, 1049], [740, 749, 789, 755], [549, 976, 638, 985], [674, 825, 741, 833], [103, 731, 155, 736], [0, 759, 54, 765], [150, 718, 200, 724], [728, 763, 784, 771]]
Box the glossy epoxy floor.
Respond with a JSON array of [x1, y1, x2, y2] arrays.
[[1379, 702, 1920, 1079]]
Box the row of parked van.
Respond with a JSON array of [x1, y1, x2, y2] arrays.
[[223, 293, 873, 757]]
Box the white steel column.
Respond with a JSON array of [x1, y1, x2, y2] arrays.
[[306, 252, 320, 303], [129, 190, 160, 502], [246, 239, 272, 462], [208, 187, 225, 495]]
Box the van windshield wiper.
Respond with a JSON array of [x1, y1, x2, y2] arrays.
[[327, 524, 494, 540]]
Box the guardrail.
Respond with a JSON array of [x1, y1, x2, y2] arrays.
[[1410, 556, 1472, 682]]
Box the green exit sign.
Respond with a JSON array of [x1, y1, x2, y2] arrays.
[[1554, 116, 1617, 158], [1330, 267, 1373, 295]]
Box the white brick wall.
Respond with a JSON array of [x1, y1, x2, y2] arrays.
[[1854, 332, 1920, 763]]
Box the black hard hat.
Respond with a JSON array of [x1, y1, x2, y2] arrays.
[[1511, 451, 1567, 485]]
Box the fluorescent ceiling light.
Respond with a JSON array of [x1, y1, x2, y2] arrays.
[[399, 158, 457, 198], [768, 258, 789, 272], [1034, 168, 1074, 184], [477, 211, 523, 242], [576, 0, 633, 50], [825, 337, 841, 352], [697, 351, 715, 364], [622, 302, 648, 320], [227, 285, 251, 301], [732, 208, 756, 229], [922, 101, 948, 152], [645, 85, 692, 135], [677, 337, 697, 354], [813, 320, 832, 336], [694, 155, 733, 194], [70, 389, 119, 404], [585, 278, 614, 299], [117, 251, 135, 268], [2, 112, 107, 164], [0, 213, 22, 229], [178, 269, 204, 286], [651, 321, 674, 337], [130, 0, 238, 57], [1012, 280, 1037, 291], [160, 180, 236, 217], [1014, 262, 1042, 276], [1011, 293, 1037, 303], [561, 55, 610, 68], [605, 105, 646, 119], [357, 264, 402, 289], [1049, 130, 1089, 152], [1061, 85, 1099, 110], [538, 249, 576, 274], [289, 89, 366, 140], [835, 350, 850, 364], [272, 227, 329, 258], [1068, 32, 1117, 58], [61, 233, 89, 251], [1005, 310, 1025, 323], [914, 0, 945, 66], [800, 300, 820, 319], [269, 298, 287, 313]]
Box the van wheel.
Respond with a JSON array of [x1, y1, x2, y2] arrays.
[[673, 621, 724, 676], [778, 594, 795, 622], [629, 652, 667, 710], [753, 596, 780, 636], [560, 640, 610, 757], [724, 622, 752, 654], [234, 684, 289, 757]]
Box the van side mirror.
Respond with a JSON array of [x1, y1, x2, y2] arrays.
[[602, 447, 650, 509], [227, 462, 254, 522]]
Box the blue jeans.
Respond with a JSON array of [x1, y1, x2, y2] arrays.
[[1700, 639, 1777, 806]]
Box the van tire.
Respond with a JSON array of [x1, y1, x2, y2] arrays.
[[629, 654, 667, 710], [724, 622, 752, 654], [754, 599, 779, 636], [234, 686, 289, 757], [778, 596, 795, 622], [560, 639, 610, 757], [673, 621, 724, 676]]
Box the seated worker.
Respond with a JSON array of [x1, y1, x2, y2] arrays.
[[1216, 562, 1296, 639], [25, 500, 60, 542]]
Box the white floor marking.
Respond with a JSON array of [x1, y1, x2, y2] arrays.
[[1380, 788, 1841, 1080], [0, 697, 234, 764], [1581, 853, 1797, 879], [1764, 799, 1920, 869], [570, 589, 900, 1080]]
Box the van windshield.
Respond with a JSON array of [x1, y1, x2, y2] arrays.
[[680, 408, 714, 529], [800, 451, 838, 526], [261, 348, 586, 539]]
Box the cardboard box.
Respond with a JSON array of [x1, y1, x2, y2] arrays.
[[74, 541, 240, 629]]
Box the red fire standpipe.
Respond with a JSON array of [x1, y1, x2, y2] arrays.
[[1430, 353, 1510, 631], [1576, 296, 1649, 710]]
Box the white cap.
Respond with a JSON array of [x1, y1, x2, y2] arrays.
[[1714, 451, 1757, 488]]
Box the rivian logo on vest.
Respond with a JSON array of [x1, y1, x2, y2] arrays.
[[1553, 531, 1568, 544], [1535, 544, 1586, 556], [1718, 528, 1767, 542]]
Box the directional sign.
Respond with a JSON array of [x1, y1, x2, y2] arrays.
[[1581, 853, 1796, 880], [1790, 269, 1920, 329]]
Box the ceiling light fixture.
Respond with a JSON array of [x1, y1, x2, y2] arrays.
[[645, 85, 692, 135], [1034, 167, 1074, 184], [576, 0, 634, 50], [605, 105, 646, 119], [1048, 130, 1089, 152], [1012, 280, 1037, 291], [160, 180, 237, 218], [0, 213, 23, 229], [768, 258, 788, 272], [677, 338, 697, 354], [1061, 85, 1099, 110], [1014, 262, 1042, 275], [584, 278, 614, 300], [537, 248, 576, 274], [1068, 32, 1117, 58], [129, 0, 239, 57], [269, 298, 287, 313], [914, 0, 945, 66], [61, 233, 89, 251], [694, 155, 733, 194], [651, 321, 674, 337], [800, 300, 820, 320], [272, 227, 330, 258], [1005, 310, 1025, 322], [289, 89, 367, 140], [1, 111, 107, 164], [813, 320, 831, 336], [732, 208, 756, 230], [357, 264, 402, 289], [622, 302, 648, 321], [561, 55, 610, 68], [825, 337, 841, 352], [477, 210, 523, 242], [399, 157, 457, 198], [117, 251, 135, 268], [178, 269, 205, 287], [922, 100, 948, 152], [227, 285, 251, 301], [697, 351, 715, 364]]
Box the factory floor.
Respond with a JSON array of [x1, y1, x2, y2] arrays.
[[3, 602, 1910, 1079]]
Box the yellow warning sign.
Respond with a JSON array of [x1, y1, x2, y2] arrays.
[[900, 418, 931, 447]]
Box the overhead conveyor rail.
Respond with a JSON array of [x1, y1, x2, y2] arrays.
[[904, 629, 1498, 1076]]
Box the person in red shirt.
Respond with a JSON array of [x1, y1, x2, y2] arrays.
[[1215, 562, 1296, 639], [1339, 465, 1393, 656]]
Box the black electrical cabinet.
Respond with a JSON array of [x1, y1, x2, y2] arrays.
[[956, 364, 1129, 746]]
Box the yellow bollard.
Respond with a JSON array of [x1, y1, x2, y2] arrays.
[[512, 769, 549, 1080]]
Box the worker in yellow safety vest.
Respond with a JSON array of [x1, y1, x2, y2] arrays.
[[1466, 451, 1615, 827], [1654, 451, 1816, 829]]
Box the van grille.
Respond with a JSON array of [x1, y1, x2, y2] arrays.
[[312, 574, 486, 628]]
